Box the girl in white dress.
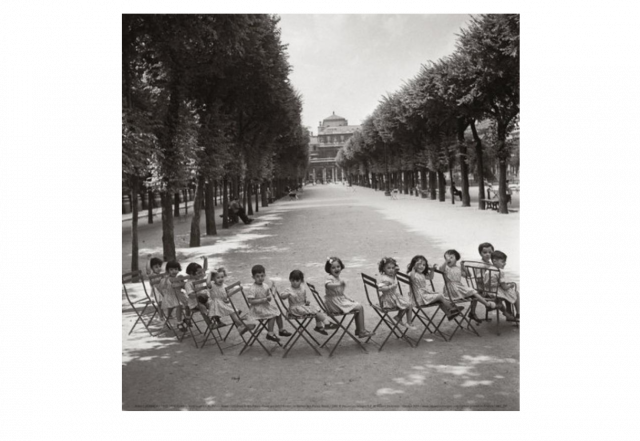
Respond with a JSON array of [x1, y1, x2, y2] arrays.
[[437, 249, 503, 314], [208, 268, 254, 335], [377, 257, 415, 329], [406, 255, 461, 321], [324, 257, 373, 339]]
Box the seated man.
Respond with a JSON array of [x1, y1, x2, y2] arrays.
[[228, 198, 253, 225]]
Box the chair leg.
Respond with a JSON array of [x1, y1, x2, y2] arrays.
[[239, 321, 272, 356], [282, 317, 322, 358]]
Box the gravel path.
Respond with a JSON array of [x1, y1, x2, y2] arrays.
[[122, 184, 519, 411]]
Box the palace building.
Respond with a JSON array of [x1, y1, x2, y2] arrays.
[[307, 112, 360, 183]]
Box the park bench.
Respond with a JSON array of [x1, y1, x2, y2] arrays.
[[481, 199, 499, 211]]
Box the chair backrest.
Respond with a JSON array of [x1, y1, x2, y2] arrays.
[[461, 261, 501, 297], [224, 281, 246, 315], [192, 278, 209, 295], [431, 268, 456, 302], [360, 273, 382, 307], [148, 273, 164, 304], [122, 270, 152, 306], [272, 286, 291, 317], [306, 282, 329, 314]]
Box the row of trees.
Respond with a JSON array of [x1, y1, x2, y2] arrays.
[[123, 14, 308, 272], [336, 14, 519, 213]]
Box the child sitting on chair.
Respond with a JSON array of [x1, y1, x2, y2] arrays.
[[378, 257, 415, 330], [157, 260, 189, 331], [184, 260, 214, 326], [324, 257, 374, 339], [145, 255, 165, 310], [437, 249, 509, 318], [407, 255, 461, 321], [246, 265, 291, 343], [279, 270, 335, 335], [463, 242, 496, 324], [484, 251, 520, 321], [208, 267, 254, 335]]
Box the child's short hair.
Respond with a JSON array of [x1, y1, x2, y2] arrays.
[[252, 264, 266, 276], [478, 242, 494, 254], [324, 257, 345, 274], [491, 250, 507, 261], [186, 262, 202, 275], [150, 257, 163, 268], [165, 260, 181, 271], [378, 256, 397, 274], [407, 255, 429, 275], [289, 270, 304, 281], [445, 249, 461, 261]]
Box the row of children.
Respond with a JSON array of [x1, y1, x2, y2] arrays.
[[144, 241, 519, 344]]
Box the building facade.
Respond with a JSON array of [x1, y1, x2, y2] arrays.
[[307, 112, 360, 183]]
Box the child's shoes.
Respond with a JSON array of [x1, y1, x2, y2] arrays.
[[446, 310, 461, 321], [266, 334, 281, 343], [357, 330, 375, 339], [278, 329, 292, 337], [314, 327, 329, 335], [324, 322, 339, 330]]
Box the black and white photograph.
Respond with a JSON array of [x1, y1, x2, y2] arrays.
[[121, 13, 520, 411]]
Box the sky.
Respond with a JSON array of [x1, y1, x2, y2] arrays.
[[277, 14, 473, 134]]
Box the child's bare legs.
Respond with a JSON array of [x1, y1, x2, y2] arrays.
[[315, 311, 328, 328], [468, 298, 484, 323], [266, 317, 276, 334], [352, 304, 372, 337], [275, 316, 291, 336]]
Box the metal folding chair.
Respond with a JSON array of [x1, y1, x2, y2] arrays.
[[273, 287, 322, 358], [396, 271, 450, 344], [185, 278, 226, 353], [434, 268, 480, 341], [122, 270, 160, 336], [462, 261, 519, 336], [225, 281, 279, 356], [307, 282, 368, 357], [198, 283, 246, 353], [360, 273, 415, 351], [146, 273, 181, 340]]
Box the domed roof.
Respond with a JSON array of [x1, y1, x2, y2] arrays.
[[323, 112, 346, 121]]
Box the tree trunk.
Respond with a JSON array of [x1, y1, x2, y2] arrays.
[[458, 118, 471, 207], [205, 180, 216, 236], [448, 162, 455, 205], [438, 171, 446, 202], [147, 189, 153, 224], [161, 191, 176, 262], [174, 192, 180, 217], [222, 177, 229, 228], [261, 182, 268, 207], [497, 122, 509, 214], [189, 174, 205, 247], [403, 171, 409, 194], [255, 183, 259, 213], [185, 189, 190, 214], [470, 120, 486, 210], [429, 170, 437, 200], [130, 178, 139, 274], [247, 180, 253, 215], [214, 181, 218, 206]]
